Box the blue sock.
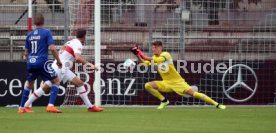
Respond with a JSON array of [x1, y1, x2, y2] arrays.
[[20, 88, 31, 107], [48, 84, 59, 105]]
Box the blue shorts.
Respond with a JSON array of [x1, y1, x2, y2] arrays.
[[26, 65, 57, 81]]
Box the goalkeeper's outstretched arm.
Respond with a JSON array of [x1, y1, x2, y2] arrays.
[[137, 56, 151, 66]]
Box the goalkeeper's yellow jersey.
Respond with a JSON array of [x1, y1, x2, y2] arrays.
[[143, 52, 184, 82]]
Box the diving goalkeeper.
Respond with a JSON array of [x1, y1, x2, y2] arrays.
[[131, 41, 226, 109]]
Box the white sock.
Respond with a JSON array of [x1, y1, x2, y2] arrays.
[[77, 86, 93, 108], [24, 88, 45, 107], [48, 104, 54, 107]]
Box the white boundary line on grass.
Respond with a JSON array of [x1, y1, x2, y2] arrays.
[[60, 105, 276, 108]]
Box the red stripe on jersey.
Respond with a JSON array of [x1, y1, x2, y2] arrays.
[[79, 90, 87, 95], [33, 93, 38, 98], [65, 46, 75, 57]]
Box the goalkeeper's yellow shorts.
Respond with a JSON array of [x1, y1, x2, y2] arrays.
[[153, 80, 191, 96]]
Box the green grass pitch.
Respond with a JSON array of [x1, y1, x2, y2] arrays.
[[0, 107, 275, 133]]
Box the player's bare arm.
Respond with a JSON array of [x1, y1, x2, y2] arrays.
[[23, 48, 28, 61], [75, 53, 88, 65], [75, 53, 96, 70]]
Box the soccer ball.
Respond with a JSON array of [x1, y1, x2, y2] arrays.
[[123, 59, 136, 69]]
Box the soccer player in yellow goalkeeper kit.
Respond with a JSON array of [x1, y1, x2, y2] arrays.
[[131, 41, 226, 109]]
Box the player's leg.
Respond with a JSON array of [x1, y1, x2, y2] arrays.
[[18, 68, 38, 113], [45, 77, 62, 113], [144, 81, 165, 101], [185, 87, 226, 109], [70, 76, 103, 112], [47, 67, 62, 108], [47, 83, 59, 107], [144, 81, 172, 109], [18, 80, 35, 113], [36, 66, 62, 113], [169, 81, 226, 109], [23, 81, 52, 110]]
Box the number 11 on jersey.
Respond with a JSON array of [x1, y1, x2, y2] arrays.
[[31, 41, 37, 54]]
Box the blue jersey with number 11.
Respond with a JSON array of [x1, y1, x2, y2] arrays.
[[25, 28, 54, 67]]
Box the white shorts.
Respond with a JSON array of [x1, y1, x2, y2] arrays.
[[52, 64, 76, 84]]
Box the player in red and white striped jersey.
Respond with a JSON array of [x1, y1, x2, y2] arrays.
[[53, 29, 103, 112]]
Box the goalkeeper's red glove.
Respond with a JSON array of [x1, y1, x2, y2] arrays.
[[130, 46, 140, 56], [130, 46, 151, 60]]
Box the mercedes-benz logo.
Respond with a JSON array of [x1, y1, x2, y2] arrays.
[[222, 64, 258, 102]]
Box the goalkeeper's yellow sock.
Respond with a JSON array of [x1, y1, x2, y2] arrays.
[[193, 92, 218, 106], [144, 83, 165, 101]]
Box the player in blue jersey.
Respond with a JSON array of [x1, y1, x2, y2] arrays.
[[18, 14, 62, 113]]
